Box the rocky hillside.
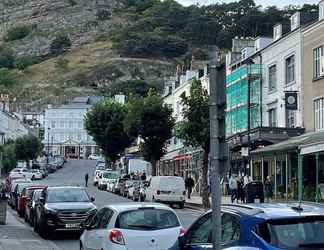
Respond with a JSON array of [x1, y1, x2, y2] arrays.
[[0, 0, 176, 111]]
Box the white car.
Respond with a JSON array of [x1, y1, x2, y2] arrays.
[[106, 180, 117, 192], [30, 169, 43, 180], [93, 170, 104, 186], [98, 171, 120, 190], [88, 154, 101, 160], [10, 168, 34, 180], [146, 176, 186, 208], [80, 203, 184, 250]]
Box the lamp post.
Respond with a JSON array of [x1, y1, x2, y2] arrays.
[[47, 127, 50, 164]]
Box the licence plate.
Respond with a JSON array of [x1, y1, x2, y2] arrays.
[[65, 223, 79, 228], [161, 191, 171, 194], [254, 198, 260, 203]]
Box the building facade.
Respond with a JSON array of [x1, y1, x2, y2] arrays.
[[43, 97, 100, 159]]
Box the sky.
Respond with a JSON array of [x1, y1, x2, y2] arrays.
[[176, 0, 319, 8]]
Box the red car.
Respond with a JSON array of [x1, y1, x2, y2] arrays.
[[17, 185, 47, 217]]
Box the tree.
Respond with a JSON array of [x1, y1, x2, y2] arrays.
[[0, 68, 16, 86], [4, 25, 32, 42], [175, 79, 210, 208], [0, 46, 15, 69], [50, 34, 72, 55], [15, 135, 43, 167], [0, 142, 17, 174], [84, 99, 131, 163], [125, 90, 174, 176], [106, 80, 158, 98]]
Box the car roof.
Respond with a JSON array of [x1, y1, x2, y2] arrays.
[[104, 202, 176, 213], [25, 185, 47, 190], [221, 203, 324, 220], [46, 186, 86, 191]]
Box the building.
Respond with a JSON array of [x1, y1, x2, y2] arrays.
[[43, 96, 102, 159]]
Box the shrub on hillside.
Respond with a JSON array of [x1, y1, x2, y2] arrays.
[[96, 9, 112, 20], [15, 55, 41, 70], [50, 34, 72, 55], [0, 46, 15, 69], [0, 68, 16, 86], [4, 25, 32, 42]]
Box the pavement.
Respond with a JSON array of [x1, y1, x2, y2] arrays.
[[185, 195, 232, 210], [0, 208, 60, 250]]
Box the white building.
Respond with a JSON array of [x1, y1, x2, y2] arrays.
[[43, 96, 102, 158]]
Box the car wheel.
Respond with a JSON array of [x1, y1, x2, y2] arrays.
[[179, 202, 185, 209]]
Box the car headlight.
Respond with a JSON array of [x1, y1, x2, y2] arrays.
[[45, 207, 58, 215], [87, 208, 97, 214]]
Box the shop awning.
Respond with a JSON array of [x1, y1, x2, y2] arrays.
[[251, 131, 324, 155]]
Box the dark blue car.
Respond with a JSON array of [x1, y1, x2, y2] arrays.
[[171, 203, 324, 250]]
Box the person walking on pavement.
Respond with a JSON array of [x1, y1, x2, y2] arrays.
[[229, 174, 238, 203], [237, 176, 245, 203], [85, 173, 89, 187], [185, 175, 195, 199], [265, 176, 273, 203]]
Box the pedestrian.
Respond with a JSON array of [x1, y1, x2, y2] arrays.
[[229, 174, 238, 203], [141, 172, 147, 181], [265, 176, 273, 203], [237, 177, 245, 203], [243, 175, 252, 203], [85, 173, 89, 187], [185, 175, 195, 199]]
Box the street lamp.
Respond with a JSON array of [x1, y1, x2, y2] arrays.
[[47, 127, 50, 164]]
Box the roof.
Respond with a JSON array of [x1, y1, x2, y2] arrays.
[[105, 202, 174, 212], [251, 131, 324, 155], [221, 203, 324, 220], [46, 186, 86, 190]]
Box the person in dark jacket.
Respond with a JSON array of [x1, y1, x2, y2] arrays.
[[265, 176, 273, 203], [141, 172, 146, 181], [237, 177, 245, 203], [85, 173, 89, 187], [185, 176, 195, 199]]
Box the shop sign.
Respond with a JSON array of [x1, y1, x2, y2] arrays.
[[301, 143, 324, 155]]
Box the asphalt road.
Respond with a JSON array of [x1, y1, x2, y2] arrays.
[[32, 159, 203, 250]]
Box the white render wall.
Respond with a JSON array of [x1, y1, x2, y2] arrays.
[[261, 29, 303, 128], [0, 111, 29, 143]]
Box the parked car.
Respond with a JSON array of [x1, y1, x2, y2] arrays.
[[121, 180, 135, 197], [46, 163, 57, 174], [30, 169, 43, 180], [80, 203, 184, 250], [98, 171, 120, 190], [88, 154, 101, 160], [171, 203, 324, 250], [112, 178, 127, 195], [93, 170, 104, 186], [12, 182, 33, 210], [8, 179, 32, 208], [17, 185, 47, 217], [146, 176, 186, 208], [9, 168, 25, 179], [107, 179, 117, 192], [25, 189, 43, 226], [34, 186, 97, 238]]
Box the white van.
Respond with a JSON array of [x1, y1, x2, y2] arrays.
[[146, 176, 186, 208]]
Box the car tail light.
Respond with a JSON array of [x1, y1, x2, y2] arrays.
[[183, 191, 186, 195], [108, 229, 125, 245], [180, 227, 186, 236], [157, 190, 160, 195]]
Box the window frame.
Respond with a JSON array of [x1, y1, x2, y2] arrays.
[[268, 64, 277, 92], [268, 108, 277, 127], [286, 110, 296, 128], [285, 55, 295, 85], [314, 97, 324, 131], [313, 46, 323, 79]]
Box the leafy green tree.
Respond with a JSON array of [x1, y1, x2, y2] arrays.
[[0, 68, 16, 86], [125, 90, 174, 176], [4, 25, 32, 42], [85, 100, 132, 163], [15, 55, 40, 71], [106, 80, 158, 98], [175, 79, 210, 208], [15, 135, 43, 167], [0, 46, 15, 69], [50, 34, 72, 55], [0, 142, 17, 174]]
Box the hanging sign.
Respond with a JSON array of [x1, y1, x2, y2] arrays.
[[285, 92, 298, 110]]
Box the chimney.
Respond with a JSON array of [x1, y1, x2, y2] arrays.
[[291, 12, 301, 31], [273, 24, 282, 41], [320, 0, 324, 20]]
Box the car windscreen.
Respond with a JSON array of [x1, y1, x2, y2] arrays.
[[33, 190, 42, 201], [103, 172, 119, 179], [256, 217, 324, 249], [47, 189, 90, 203], [116, 208, 180, 231], [17, 183, 31, 194]]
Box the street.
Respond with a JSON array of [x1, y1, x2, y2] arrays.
[[27, 160, 202, 250]]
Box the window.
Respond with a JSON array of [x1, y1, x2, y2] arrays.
[[186, 213, 212, 245], [314, 98, 324, 131], [221, 213, 240, 242], [314, 46, 323, 79], [51, 121, 56, 129], [286, 110, 296, 128], [269, 108, 277, 127], [98, 209, 113, 229], [286, 55, 295, 84], [268, 65, 277, 91]]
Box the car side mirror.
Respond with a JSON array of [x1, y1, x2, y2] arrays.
[[90, 197, 95, 202], [178, 234, 187, 249]]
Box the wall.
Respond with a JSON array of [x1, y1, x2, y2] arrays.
[[303, 20, 324, 132], [261, 29, 303, 128]]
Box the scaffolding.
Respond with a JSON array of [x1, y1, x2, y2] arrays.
[[226, 64, 263, 137]]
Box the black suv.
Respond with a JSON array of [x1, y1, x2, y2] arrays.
[[34, 186, 96, 238]]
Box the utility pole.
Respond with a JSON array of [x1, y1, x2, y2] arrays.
[[209, 48, 227, 250]]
